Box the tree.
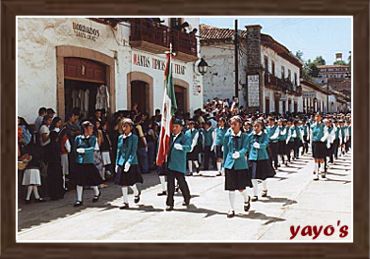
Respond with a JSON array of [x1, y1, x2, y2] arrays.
[[333, 60, 347, 65], [304, 59, 320, 78], [295, 50, 304, 61], [313, 56, 326, 66]]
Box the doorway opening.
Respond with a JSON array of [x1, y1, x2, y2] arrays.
[[131, 80, 149, 113]]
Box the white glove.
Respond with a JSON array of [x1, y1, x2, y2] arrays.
[[232, 151, 240, 159], [174, 143, 183, 150], [221, 146, 224, 152], [124, 162, 131, 172], [76, 148, 85, 154], [115, 165, 119, 173], [210, 145, 215, 152], [253, 142, 260, 149]]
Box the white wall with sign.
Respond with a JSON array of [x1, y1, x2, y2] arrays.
[[247, 74, 260, 107]]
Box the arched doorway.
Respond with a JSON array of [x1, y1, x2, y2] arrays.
[[173, 78, 189, 114], [127, 72, 153, 115], [56, 46, 115, 120], [131, 80, 149, 114]]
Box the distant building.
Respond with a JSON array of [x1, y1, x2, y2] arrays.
[[200, 24, 303, 114]]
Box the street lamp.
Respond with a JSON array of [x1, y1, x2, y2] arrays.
[[197, 58, 209, 75]]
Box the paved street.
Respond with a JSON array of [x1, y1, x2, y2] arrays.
[[17, 151, 352, 242]]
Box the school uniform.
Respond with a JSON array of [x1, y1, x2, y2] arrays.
[[214, 127, 228, 159], [344, 125, 350, 152], [285, 126, 296, 161], [326, 126, 336, 164], [311, 122, 326, 160], [248, 131, 276, 180], [266, 125, 279, 168], [114, 133, 143, 186], [166, 132, 192, 207], [301, 124, 309, 155], [277, 126, 288, 163], [203, 127, 215, 170], [333, 125, 340, 159], [223, 131, 252, 191], [72, 135, 103, 186], [186, 128, 201, 161]]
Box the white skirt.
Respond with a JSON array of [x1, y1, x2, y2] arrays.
[[22, 169, 41, 186], [61, 153, 69, 175], [101, 151, 111, 166]]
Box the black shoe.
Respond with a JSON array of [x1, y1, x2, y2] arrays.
[[216, 172, 222, 176], [182, 198, 190, 206], [251, 196, 258, 202], [157, 191, 167, 196], [196, 167, 200, 174], [35, 198, 46, 203], [165, 206, 174, 211], [92, 191, 101, 202], [186, 172, 193, 176], [74, 201, 83, 207], [24, 199, 31, 204], [120, 203, 129, 209], [134, 191, 141, 204], [244, 196, 251, 212], [227, 210, 235, 218], [261, 190, 268, 197]]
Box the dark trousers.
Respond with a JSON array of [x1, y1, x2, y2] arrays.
[[268, 142, 279, 168], [166, 170, 191, 207], [293, 139, 301, 159], [302, 136, 309, 154], [203, 145, 216, 170], [333, 139, 339, 159]]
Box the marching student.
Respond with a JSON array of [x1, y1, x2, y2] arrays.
[[203, 121, 215, 171], [293, 120, 302, 160], [266, 117, 280, 170], [344, 119, 351, 153], [212, 117, 228, 176], [115, 118, 143, 209], [185, 120, 201, 176], [339, 120, 346, 156], [59, 127, 71, 191], [333, 120, 341, 160], [310, 113, 327, 180], [243, 120, 253, 135], [223, 116, 252, 218], [300, 120, 310, 156], [72, 121, 102, 207], [165, 118, 192, 211], [249, 120, 276, 201], [324, 119, 336, 170], [277, 119, 289, 166], [285, 120, 295, 162]]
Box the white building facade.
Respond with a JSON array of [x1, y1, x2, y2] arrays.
[[17, 17, 203, 122]]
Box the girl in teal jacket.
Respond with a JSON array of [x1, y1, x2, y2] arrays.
[[114, 118, 143, 209], [223, 116, 252, 218], [248, 120, 276, 201]]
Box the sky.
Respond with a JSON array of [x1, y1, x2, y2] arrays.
[[199, 17, 352, 65]]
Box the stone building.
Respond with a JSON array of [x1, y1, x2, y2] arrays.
[[200, 24, 303, 114], [17, 17, 203, 122]]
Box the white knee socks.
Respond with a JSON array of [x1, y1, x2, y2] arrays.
[[240, 189, 249, 202], [26, 186, 33, 200], [188, 161, 193, 173], [76, 185, 83, 202], [131, 184, 139, 196], [252, 179, 259, 196], [228, 191, 235, 211], [92, 186, 100, 196], [33, 186, 40, 199], [100, 168, 106, 181], [315, 163, 319, 174], [159, 176, 166, 192], [194, 161, 199, 169], [262, 180, 267, 191], [217, 162, 222, 172], [121, 186, 128, 203]]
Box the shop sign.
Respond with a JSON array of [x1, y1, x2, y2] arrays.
[[73, 22, 100, 41], [133, 53, 186, 76], [247, 74, 260, 107]]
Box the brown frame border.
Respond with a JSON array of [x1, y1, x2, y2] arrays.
[[2, 0, 369, 258]]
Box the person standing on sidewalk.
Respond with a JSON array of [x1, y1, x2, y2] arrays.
[[72, 121, 102, 207], [185, 120, 201, 176], [165, 118, 192, 211], [310, 113, 327, 181], [115, 118, 143, 209], [223, 116, 252, 218], [249, 120, 276, 202]]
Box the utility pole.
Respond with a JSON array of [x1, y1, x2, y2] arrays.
[[234, 19, 239, 98]]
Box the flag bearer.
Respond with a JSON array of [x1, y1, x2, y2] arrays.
[[212, 117, 228, 176], [310, 113, 327, 180], [185, 120, 201, 176], [72, 121, 102, 207], [223, 116, 252, 218], [249, 120, 276, 201], [266, 117, 280, 170], [114, 118, 143, 209], [165, 118, 192, 211]]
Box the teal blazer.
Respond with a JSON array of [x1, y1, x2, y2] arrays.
[[167, 133, 191, 174], [75, 135, 97, 164], [311, 122, 325, 142], [116, 133, 139, 166], [278, 126, 288, 141], [248, 132, 270, 161], [214, 127, 228, 146], [223, 131, 249, 170]]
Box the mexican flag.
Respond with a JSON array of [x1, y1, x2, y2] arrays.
[[156, 52, 177, 166]]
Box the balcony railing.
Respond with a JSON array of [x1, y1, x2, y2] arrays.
[[130, 19, 197, 61], [264, 72, 301, 96]]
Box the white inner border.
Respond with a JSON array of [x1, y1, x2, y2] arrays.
[[15, 15, 354, 243]]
